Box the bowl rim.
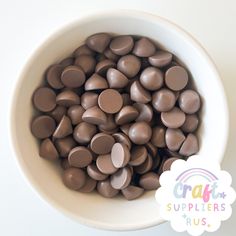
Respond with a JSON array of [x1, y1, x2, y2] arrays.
[[8, 9, 229, 231]]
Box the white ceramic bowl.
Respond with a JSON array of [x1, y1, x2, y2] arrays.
[[9, 10, 229, 231]]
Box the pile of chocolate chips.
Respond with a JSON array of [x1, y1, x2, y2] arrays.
[[31, 33, 201, 200]]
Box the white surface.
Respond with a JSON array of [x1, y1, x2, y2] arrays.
[[10, 10, 229, 231], [0, 0, 235, 235]]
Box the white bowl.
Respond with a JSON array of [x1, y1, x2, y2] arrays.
[[9, 10, 229, 231]]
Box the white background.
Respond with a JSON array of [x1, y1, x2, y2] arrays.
[[0, 0, 235, 235]]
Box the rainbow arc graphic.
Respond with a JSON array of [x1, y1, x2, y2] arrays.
[[176, 168, 218, 183]]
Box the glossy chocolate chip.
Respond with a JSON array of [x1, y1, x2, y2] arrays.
[[181, 114, 199, 133], [110, 35, 134, 55], [33, 87, 56, 112], [133, 103, 153, 122], [95, 59, 116, 76], [148, 51, 172, 67], [110, 167, 132, 190], [84, 73, 108, 91], [152, 89, 176, 112], [81, 92, 98, 110], [139, 172, 160, 190], [56, 90, 80, 107], [55, 136, 77, 157], [130, 81, 151, 104], [161, 107, 186, 128], [111, 143, 130, 168], [134, 154, 153, 174], [106, 68, 129, 89], [96, 154, 118, 174], [97, 113, 117, 130], [178, 90, 201, 114], [112, 133, 132, 150], [129, 146, 147, 166], [46, 64, 64, 89], [140, 67, 163, 91], [90, 133, 115, 154], [151, 126, 166, 148], [61, 65, 86, 88], [128, 122, 152, 145], [179, 133, 199, 156], [82, 106, 107, 125], [31, 115, 56, 139], [117, 55, 141, 78], [74, 55, 96, 76], [104, 48, 119, 61], [68, 146, 93, 168], [73, 44, 95, 57], [162, 157, 179, 172], [49, 106, 67, 123], [73, 122, 97, 144], [121, 185, 144, 200], [97, 179, 119, 198], [133, 37, 156, 57], [115, 106, 139, 125], [165, 128, 185, 151], [67, 105, 85, 125], [98, 89, 123, 114], [87, 164, 108, 181], [86, 33, 111, 53], [39, 138, 59, 160], [78, 174, 97, 193], [63, 168, 86, 190], [53, 115, 73, 138], [165, 66, 188, 91]]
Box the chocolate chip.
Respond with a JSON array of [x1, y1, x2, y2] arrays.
[[162, 157, 179, 172], [97, 179, 119, 198], [61, 65, 86, 88], [130, 81, 151, 104], [67, 105, 85, 125], [53, 115, 73, 139], [110, 35, 134, 55], [82, 106, 107, 125], [60, 57, 74, 67], [110, 167, 132, 190], [140, 67, 163, 91], [73, 122, 97, 144], [128, 122, 152, 145], [133, 37, 156, 57], [165, 128, 185, 151], [73, 44, 95, 57], [179, 133, 199, 156], [117, 55, 141, 78], [86, 33, 111, 53], [161, 107, 186, 128], [46, 64, 64, 89], [151, 126, 166, 148], [181, 114, 199, 133], [56, 90, 80, 107], [152, 89, 175, 112], [115, 106, 139, 125], [50, 106, 67, 123], [178, 90, 201, 114], [104, 48, 119, 61], [139, 172, 160, 190], [39, 138, 59, 160], [106, 68, 129, 89], [90, 133, 115, 154], [55, 136, 76, 157], [165, 66, 188, 91], [87, 164, 108, 181], [81, 92, 98, 110], [96, 154, 118, 174], [133, 103, 153, 122], [129, 146, 147, 166], [121, 185, 144, 200], [134, 154, 153, 174], [68, 146, 93, 168], [98, 89, 123, 114], [111, 143, 130, 168], [31, 115, 56, 139], [62, 167, 86, 190], [148, 51, 172, 67], [78, 174, 97, 193], [84, 73, 108, 91], [33, 87, 56, 112], [112, 133, 132, 150], [95, 59, 116, 76]]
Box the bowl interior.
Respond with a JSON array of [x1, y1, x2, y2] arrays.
[[10, 11, 228, 230]]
